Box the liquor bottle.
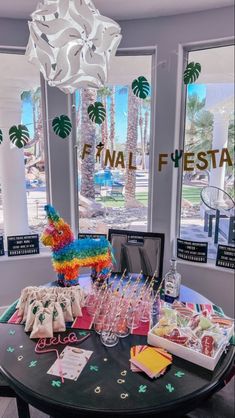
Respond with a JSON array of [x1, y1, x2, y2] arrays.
[[164, 259, 181, 304]]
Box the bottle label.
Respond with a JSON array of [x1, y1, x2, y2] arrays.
[[165, 278, 178, 298]]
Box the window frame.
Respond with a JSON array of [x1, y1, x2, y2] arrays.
[[176, 37, 235, 261], [0, 46, 50, 240], [73, 46, 157, 234]]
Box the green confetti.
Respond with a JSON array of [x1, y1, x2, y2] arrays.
[[51, 380, 61, 388], [29, 360, 37, 368], [175, 371, 185, 378], [7, 347, 15, 353], [8, 330, 16, 335], [90, 365, 99, 372], [166, 383, 174, 393], [138, 385, 147, 393], [79, 331, 87, 336]]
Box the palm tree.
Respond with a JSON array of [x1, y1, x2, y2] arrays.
[[124, 88, 139, 204], [21, 87, 43, 160], [97, 86, 112, 166], [138, 101, 145, 169], [186, 93, 206, 146], [109, 86, 116, 152], [80, 89, 97, 199]]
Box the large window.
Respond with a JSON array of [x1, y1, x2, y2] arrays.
[[180, 45, 234, 259], [0, 52, 47, 238], [75, 55, 153, 234]]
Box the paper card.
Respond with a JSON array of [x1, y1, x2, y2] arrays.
[[130, 347, 172, 379], [47, 346, 93, 381]]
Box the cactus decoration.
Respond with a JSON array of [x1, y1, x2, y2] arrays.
[[171, 150, 183, 168]]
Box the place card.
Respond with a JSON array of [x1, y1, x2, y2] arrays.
[[177, 238, 208, 263], [7, 234, 40, 256], [0, 236, 4, 256], [216, 245, 235, 270], [47, 346, 93, 381]]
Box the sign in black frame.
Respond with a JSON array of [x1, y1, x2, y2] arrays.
[[7, 234, 40, 257], [108, 229, 165, 279], [78, 233, 107, 239], [0, 236, 5, 256], [177, 238, 208, 263], [216, 245, 235, 270]]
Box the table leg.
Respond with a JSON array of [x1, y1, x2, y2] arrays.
[[214, 209, 220, 244], [16, 396, 30, 418]]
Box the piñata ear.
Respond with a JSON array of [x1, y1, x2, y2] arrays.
[[44, 205, 60, 223]]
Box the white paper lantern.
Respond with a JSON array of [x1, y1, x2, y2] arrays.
[[26, 0, 122, 94]]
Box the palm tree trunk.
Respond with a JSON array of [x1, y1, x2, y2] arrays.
[[101, 98, 108, 167], [110, 86, 116, 153], [80, 89, 96, 199], [124, 89, 139, 204], [143, 109, 149, 160], [139, 103, 145, 170]]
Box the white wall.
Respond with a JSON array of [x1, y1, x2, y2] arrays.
[[0, 7, 234, 315]]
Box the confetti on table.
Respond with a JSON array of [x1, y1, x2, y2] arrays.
[[90, 365, 99, 372], [94, 386, 101, 394], [79, 331, 87, 336], [51, 380, 61, 388], [103, 358, 108, 362], [7, 347, 15, 352], [29, 361, 38, 368], [166, 383, 174, 393], [17, 356, 23, 361], [120, 393, 129, 399], [138, 385, 147, 393], [8, 330, 16, 335], [117, 379, 125, 384], [175, 371, 185, 378], [121, 370, 127, 376]]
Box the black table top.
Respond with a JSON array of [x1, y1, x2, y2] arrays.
[[0, 281, 234, 418]]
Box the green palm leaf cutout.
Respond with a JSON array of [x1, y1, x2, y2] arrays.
[[184, 62, 201, 84], [87, 102, 106, 125], [0, 129, 3, 144], [52, 115, 72, 139], [9, 125, 29, 149], [132, 76, 150, 99]]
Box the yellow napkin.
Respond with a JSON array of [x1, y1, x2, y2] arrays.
[[130, 346, 172, 378]]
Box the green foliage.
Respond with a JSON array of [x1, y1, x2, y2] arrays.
[[132, 76, 150, 99], [88, 102, 106, 125], [9, 125, 30, 149], [52, 115, 72, 139], [0, 128, 3, 144], [184, 62, 201, 84]]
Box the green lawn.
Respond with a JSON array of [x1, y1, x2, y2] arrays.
[[96, 186, 201, 207], [96, 191, 148, 208], [182, 185, 202, 205]]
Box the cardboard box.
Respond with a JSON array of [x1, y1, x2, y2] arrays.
[[147, 324, 234, 371]]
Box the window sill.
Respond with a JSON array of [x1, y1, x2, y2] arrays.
[[177, 258, 234, 274], [0, 249, 51, 262]]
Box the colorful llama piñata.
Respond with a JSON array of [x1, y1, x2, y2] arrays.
[[41, 205, 114, 287]]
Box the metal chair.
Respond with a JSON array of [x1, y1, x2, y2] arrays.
[[201, 186, 235, 244]]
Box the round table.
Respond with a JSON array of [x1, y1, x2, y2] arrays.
[[0, 282, 234, 418]]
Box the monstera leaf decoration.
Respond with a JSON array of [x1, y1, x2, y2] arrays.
[[0, 129, 3, 144], [52, 115, 72, 139], [184, 62, 201, 84], [88, 102, 106, 125], [132, 76, 150, 99], [9, 125, 30, 149]]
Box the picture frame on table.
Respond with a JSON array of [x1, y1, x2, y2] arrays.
[[108, 229, 165, 279]]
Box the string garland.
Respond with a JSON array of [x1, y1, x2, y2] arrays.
[[0, 76, 152, 145]]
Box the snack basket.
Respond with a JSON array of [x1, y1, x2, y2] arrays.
[[147, 302, 234, 371]]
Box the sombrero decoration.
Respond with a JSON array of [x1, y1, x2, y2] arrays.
[[41, 205, 114, 287]]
